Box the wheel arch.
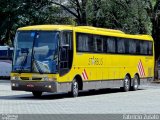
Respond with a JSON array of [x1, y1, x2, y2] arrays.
[[126, 73, 131, 80]]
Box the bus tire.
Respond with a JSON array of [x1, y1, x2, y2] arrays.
[[132, 75, 139, 91], [123, 75, 130, 92], [32, 91, 42, 98], [71, 79, 79, 97]]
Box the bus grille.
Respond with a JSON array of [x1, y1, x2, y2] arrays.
[[20, 77, 29, 80], [20, 77, 42, 80], [32, 78, 42, 80]]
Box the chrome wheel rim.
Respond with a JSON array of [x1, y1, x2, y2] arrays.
[[73, 81, 78, 96], [124, 78, 129, 90], [134, 78, 138, 89]]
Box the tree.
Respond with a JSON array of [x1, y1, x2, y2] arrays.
[[151, 0, 160, 60], [0, 0, 24, 45], [0, 0, 72, 46], [87, 0, 152, 35], [51, 0, 88, 25], [0, 0, 157, 46]]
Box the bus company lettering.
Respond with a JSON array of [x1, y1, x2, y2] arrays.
[[88, 57, 103, 65]]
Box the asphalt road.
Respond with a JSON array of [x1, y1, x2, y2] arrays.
[[0, 80, 160, 114]]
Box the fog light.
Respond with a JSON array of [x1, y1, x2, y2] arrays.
[[12, 83, 16, 87], [48, 85, 52, 88]]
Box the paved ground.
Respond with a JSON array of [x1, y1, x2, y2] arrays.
[[0, 80, 160, 114]]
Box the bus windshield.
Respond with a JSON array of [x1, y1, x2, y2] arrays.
[[13, 31, 59, 73]]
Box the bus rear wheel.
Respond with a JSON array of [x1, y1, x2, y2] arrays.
[[71, 79, 79, 97], [32, 91, 42, 98], [123, 76, 130, 92], [133, 75, 139, 91]]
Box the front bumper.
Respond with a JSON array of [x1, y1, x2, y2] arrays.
[[11, 80, 57, 92]]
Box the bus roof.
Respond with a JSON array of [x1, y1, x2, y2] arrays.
[[18, 25, 73, 31], [18, 25, 153, 41]]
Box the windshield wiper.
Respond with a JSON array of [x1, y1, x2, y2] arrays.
[[31, 31, 44, 74]]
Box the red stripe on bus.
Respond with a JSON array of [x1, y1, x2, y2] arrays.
[[82, 72, 86, 80], [84, 69, 88, 80], [140, 60, 145, 76], [138, 60, 145, 77]]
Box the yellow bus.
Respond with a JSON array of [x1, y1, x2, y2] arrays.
[[11, 25, 154, 97]]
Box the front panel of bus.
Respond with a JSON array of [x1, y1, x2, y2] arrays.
[[11, 30, 73, 92]]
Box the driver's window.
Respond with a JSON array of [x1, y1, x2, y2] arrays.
[[60, 31, 72, 62], [59, 31, 73, 75]]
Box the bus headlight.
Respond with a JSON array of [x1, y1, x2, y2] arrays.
[[12, 77, 16, 80], [44, 77, 49, 81], [49, 78, 57, 81], [11, 76, 19, 80]]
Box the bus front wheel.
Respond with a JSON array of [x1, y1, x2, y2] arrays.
[[71, 79, 79, 97], [32, 91, 42, 98]]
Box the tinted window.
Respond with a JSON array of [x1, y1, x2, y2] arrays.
[[0, 48, 13, 59], [0, 50, 8, 57], [62, 31, 73, 50], [117, 38, 125, 53], [106, 37, 116, 53], [129, 40, 136, 54], [140, 41, 148, 55], [77, 33, 90, 52], [76, 32, 153, 56], [136, 40, 140, 54], [148, 42, 153, 55], [94, 36, 103, 52]]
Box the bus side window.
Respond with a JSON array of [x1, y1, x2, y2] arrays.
[[0, 46, 13, 60], [129, 39, 136, 54], [136, 41, 140, 55], [0, 49, 7, 58], [106, 37, 116, 53], [117, 38, 125, 54], [140, 41, 148, 55], [93, 35, 103, 52], [148, 42, 153, 55], [77, 34, 88, 52]]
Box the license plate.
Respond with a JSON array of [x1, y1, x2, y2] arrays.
[[27, 84, 34, 87]]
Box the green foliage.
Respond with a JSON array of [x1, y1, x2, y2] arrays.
[[0, 0, 24, 45], [0, 0, 157, 46], [0, 0, 73, 46], [87, 0, 152, 34], [152, 0, 160, 59]]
